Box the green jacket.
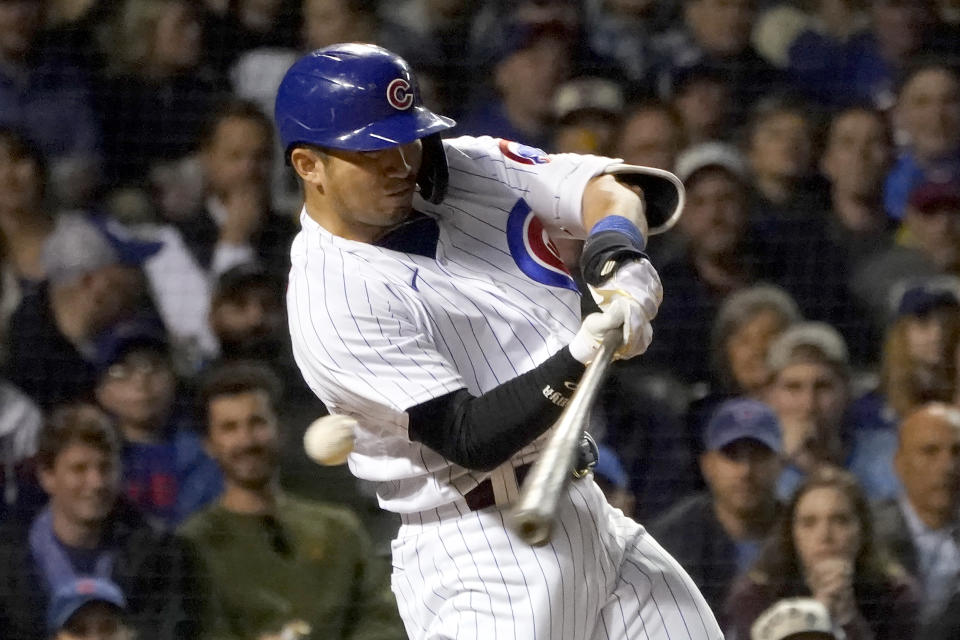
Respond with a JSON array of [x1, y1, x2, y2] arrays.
[[179, 494, 404, 640]]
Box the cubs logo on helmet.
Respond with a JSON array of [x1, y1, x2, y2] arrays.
[[387, 78, 413, 110], [506, 200, 577, 291], [499, 139, 551, 166]]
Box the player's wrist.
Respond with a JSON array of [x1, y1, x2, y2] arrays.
[[580, 216, 648, 287]]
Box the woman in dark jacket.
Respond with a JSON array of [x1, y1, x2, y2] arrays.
[[725, 467, 919, 640]]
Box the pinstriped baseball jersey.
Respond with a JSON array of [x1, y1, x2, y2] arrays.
[[287, 135, 614, 513]]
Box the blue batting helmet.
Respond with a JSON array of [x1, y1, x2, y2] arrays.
[[274, 43, 455, 153]]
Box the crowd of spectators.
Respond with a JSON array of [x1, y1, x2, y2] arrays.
[[1, 0, 960, 639]]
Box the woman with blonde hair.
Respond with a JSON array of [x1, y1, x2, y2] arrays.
[[846, 279, 960, 500], [725, 468, 919, 640]]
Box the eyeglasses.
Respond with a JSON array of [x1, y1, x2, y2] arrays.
[[106, 357, 169, 381]]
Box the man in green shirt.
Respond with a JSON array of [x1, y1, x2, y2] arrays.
[[180, 362, 404, 640]]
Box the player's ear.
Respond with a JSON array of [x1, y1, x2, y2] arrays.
[[290, 147, 327, 192]]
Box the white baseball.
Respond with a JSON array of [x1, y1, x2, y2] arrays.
[[303, 415, 357, 465]]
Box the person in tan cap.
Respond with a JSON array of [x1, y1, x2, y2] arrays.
[[750, 597, 840, 640]]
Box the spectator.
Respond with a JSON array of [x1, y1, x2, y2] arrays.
[[669, 63, 732, 145], [853, 178, 960, 323], [711, 285, 802, 399], [874, 403, 960, 628], [746, 97, 827, 221], [819, 106, 895, 267], [685, 284, 802, 444], [0, 127, 54, 354], [763, 323, 850, 499], [158, 100, 296, 282], [4, 213, 161, 410], [0, 0, 102, 208], [93, 319, 222, 528], [0, 403, 201, 639], [884, 63, 960, 221], [725, 468, 920, 640], [750, 597, 842, 640], [644, 142, 765, 384], [47, 577, 135, 640], [745, 100, 868, 346], [180, 362, 404, 640], [551, 77, 625, 155], [146, 101, 297, 364], [650, 398, 783, 619], [614, 101, 686, 172], [455, 20, 574, 151], [652, 0, 785, 123], [848, 279, 960, 501], [97, 0, 225, 188]]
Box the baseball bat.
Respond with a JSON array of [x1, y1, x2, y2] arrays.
[[508, 328, 623, 546]]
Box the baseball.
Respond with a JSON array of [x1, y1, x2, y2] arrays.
[[303, 415, 357, 466]]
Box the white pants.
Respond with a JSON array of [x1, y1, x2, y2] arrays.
[[390, 477, 723, 640]]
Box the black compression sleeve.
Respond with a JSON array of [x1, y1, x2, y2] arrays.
[[406, 347, 586, 471]]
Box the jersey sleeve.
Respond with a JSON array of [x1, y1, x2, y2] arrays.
[[442, 135, 618, 238], [287, 250, 466, 427]]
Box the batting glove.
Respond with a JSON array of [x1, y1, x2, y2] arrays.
[[587, 258, 662, 323], [568, 297, 653, 364]]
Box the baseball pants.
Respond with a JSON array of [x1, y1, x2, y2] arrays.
[[390, 476, 723, 640]]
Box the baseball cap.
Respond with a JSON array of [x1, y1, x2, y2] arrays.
[[92, 317, 169, 376], [766, 322, 849, 376], [704, 398, 782, 453], [214, 262, 281, 302], [674, 142, 748, 185], [908, 177, 960, 213], [47, 577, 127, 633], [750, 597, 840, 640], [553, 77, 625, 123], [42, 213, 163, 284], [895, 279, 960, 318]]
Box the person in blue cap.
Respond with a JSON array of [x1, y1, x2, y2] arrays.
[[93, 318, 222, 528], [3, 212, 162, 410], [650, 397, 784, 625], [48, 577, 133, 640]]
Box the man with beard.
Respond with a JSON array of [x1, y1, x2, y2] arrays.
[[179, 362, 404, 640]]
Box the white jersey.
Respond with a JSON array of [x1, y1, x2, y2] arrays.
[[287, 135, 615, 513]]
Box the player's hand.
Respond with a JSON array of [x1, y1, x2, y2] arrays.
[[587, 258, 662, 324], [568, 297, 652, 364]]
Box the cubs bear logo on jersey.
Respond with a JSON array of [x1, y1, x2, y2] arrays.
[[498, 139, 551, 165], [506, 200, 577, 291]]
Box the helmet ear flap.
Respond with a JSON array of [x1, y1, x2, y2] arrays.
[[417, 133, 448, 205]]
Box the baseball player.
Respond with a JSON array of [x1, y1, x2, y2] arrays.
[[277, 43, 722, 640]]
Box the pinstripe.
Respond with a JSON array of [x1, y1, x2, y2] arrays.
[[557, 516, 580, 640], [496, 510, 540, 637], [474, 512, 519, 640], [454, 514, 496, 629], [636, 535, 714, 639], [570, 485, 599, 639], [448, 163, 536, 187], [623, 557, 675, 640]]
